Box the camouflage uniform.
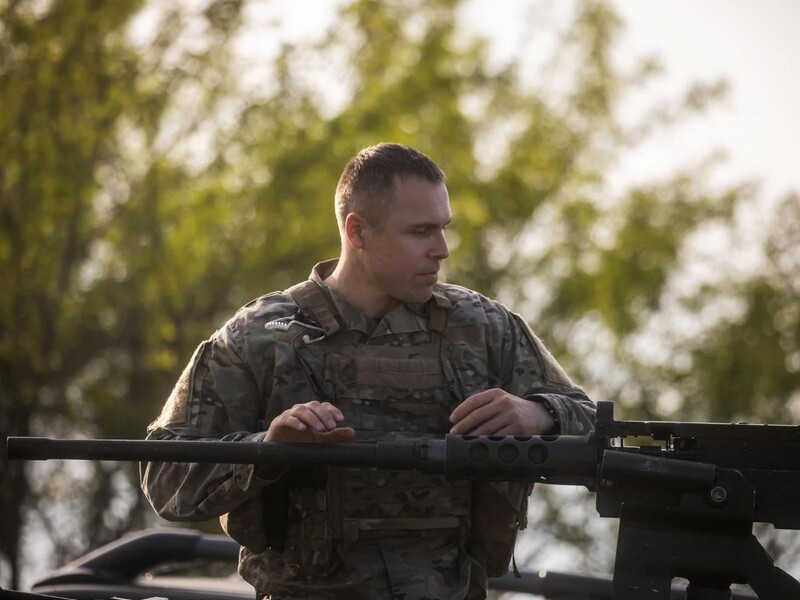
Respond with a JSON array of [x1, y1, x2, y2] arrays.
[[141, 259, 595, 600]]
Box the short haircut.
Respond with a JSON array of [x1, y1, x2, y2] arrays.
[[335, 143, 446, 231]]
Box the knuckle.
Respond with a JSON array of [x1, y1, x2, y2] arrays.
[[294, 405, 313, 418]]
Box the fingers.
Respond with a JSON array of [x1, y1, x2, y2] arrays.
[[317, 427, 356, 443], [449, 390, 553, 435], [289, 401, 344, 432], [449, 389, 510, 435], [448, 389, 496, 424], [266, 401, 349, 443], [450, 388, 554, 435], [455, 413, 510, 436]]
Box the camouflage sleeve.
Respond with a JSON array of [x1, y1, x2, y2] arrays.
[[491, 308, 595, 435], [140, 318, 282, 523]]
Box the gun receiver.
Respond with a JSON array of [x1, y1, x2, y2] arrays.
[[7, 401, 800, 599]]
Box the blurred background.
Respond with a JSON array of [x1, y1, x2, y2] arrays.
[[2, 0, 799, 594]]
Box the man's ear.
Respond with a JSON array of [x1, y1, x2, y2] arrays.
[[344, 212, 369, 250]]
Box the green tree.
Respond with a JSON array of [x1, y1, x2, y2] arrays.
[[0, 0, 252, 585], [1, 1, 146, 585]]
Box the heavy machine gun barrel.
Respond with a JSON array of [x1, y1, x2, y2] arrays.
[[7, 432, 598, 489], [7, 436, 431, 469]]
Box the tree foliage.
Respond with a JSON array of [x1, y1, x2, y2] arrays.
[[1, 0, 798, 589]]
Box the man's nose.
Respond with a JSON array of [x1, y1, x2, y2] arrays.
[[431, 229, 450, 259]]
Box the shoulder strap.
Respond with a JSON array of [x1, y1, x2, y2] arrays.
[[286, 279, 342, 337], [427, 285, 451, 334], [426, 302, 447, 334]]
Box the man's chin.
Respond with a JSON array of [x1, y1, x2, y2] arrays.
[[403, 287, 435, 305]]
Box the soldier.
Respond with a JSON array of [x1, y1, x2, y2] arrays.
[[141, 143, 595, 600]]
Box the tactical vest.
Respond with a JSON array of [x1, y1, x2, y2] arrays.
[[224, 279, 530, 591], [278, 280, 472, 577]]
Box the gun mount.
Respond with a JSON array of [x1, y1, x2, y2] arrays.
[[8, 401, 800, 599]]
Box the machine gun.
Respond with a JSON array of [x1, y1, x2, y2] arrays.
[[8, 401, 800, 599]]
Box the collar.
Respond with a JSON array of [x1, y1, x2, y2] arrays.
[[306, 259, 449, 337]]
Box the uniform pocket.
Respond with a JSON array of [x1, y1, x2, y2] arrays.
[[446, 343, 490, 400], [283, 488, 335, 576]]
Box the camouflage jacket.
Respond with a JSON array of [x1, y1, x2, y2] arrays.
[[141, 259, 595, 599]]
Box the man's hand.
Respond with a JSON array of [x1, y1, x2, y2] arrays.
[[265, 401, 355, 443], [449, 389, 555, 435]]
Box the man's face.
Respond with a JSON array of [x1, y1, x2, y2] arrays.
[[360, 175, 451, 309]]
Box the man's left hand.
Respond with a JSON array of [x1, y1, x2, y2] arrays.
[[449, 388, 555, 435]]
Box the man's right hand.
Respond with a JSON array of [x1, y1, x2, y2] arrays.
[[265, 400, 355, 443]]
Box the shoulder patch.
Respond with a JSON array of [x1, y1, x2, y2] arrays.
[[232, 292, 298, 323], [437, 283, 489, 307]]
